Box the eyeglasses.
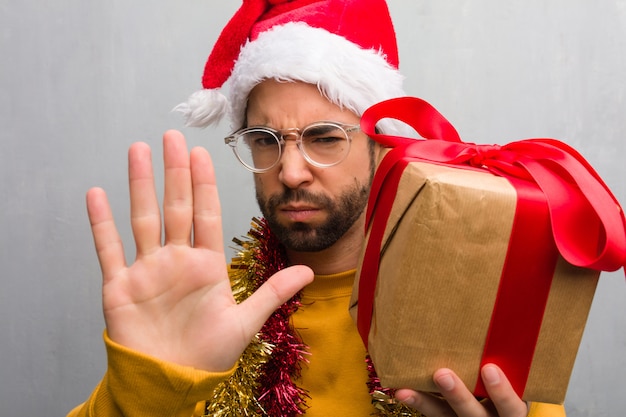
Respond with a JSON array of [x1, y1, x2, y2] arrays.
[[224, 121, 360, 173]]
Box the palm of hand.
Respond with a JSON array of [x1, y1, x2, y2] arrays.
[[102, 244, 246, 371]]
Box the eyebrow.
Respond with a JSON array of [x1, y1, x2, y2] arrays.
[[300, 124, 343, 135]]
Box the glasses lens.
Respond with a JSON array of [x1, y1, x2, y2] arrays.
[[301, 123, 350, 166], [235, 129, 281, 171]]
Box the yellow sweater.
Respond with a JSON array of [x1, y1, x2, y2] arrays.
[[68, 270, 565, 417]]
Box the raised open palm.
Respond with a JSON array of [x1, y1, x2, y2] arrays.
[[86, 130, 313, 372]]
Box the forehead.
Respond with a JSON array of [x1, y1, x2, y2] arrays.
[[245, 79, 360, 127]]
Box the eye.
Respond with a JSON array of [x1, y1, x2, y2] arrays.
[[244, 132, 278, 149], [310, 135, 344, 145], [303, 125, 347, 147]]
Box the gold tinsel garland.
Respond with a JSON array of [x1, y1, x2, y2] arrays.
[[204, 218, 424, 417], [203, 334, 273, 416], [204, 217, 308, 416]]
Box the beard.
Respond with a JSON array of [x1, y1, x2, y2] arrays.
[[256, 181, 370, 252]]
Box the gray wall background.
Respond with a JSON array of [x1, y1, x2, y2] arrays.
[[1, 1, 624, 415]]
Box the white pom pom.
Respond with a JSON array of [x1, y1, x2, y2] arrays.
[[172, 89, 229, 128]]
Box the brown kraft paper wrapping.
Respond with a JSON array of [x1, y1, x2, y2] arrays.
[[350, 160, 600, 404]]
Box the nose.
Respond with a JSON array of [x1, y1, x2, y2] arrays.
[[277, 139, 314, 189]]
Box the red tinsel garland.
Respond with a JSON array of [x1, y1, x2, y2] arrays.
[[248, 220, 310, 415]]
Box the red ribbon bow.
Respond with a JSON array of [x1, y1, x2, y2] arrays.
[[362, 96, 626, 272]]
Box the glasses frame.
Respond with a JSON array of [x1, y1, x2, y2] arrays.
[[224, 121, 360, 173]]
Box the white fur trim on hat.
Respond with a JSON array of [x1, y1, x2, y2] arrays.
[[173, 89, 229, 127], [229, 22, 408, 135], [177, 22, 411, 136]]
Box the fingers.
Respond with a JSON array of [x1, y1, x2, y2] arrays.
[[429, 368, 489, 417], [162, 130, 193, 245], [394, 389, 452, 416], [86, 187, 126, 282], [190, 146, 223, 252], [481, 364, 528, 417], [395, 366, 527, 417], [128, 142, 161, 256], [239, 265, 314, 335], [130, 131, 220, 251]]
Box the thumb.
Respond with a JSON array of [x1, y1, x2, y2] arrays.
[[238, 265, 314, 335]]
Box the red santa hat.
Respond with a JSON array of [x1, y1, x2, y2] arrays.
[[175, 0, 407, 134]]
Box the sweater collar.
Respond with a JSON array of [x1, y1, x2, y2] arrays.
[[301, 269, 356, 299]]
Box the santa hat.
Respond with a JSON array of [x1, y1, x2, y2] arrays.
[[175, 0, 407, 134]]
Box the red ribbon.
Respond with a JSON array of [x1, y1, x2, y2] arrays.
[[356, 97, 626, 397]]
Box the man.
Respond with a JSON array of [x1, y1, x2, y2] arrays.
[[69, 0, 565, 416]]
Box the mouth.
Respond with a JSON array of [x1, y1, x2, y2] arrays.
[[279, 204, 323, 223]]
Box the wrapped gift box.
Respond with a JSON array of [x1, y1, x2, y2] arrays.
[[349, 97, 625, 404]]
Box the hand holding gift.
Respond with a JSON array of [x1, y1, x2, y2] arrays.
[[396, 364, 532, 417]]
